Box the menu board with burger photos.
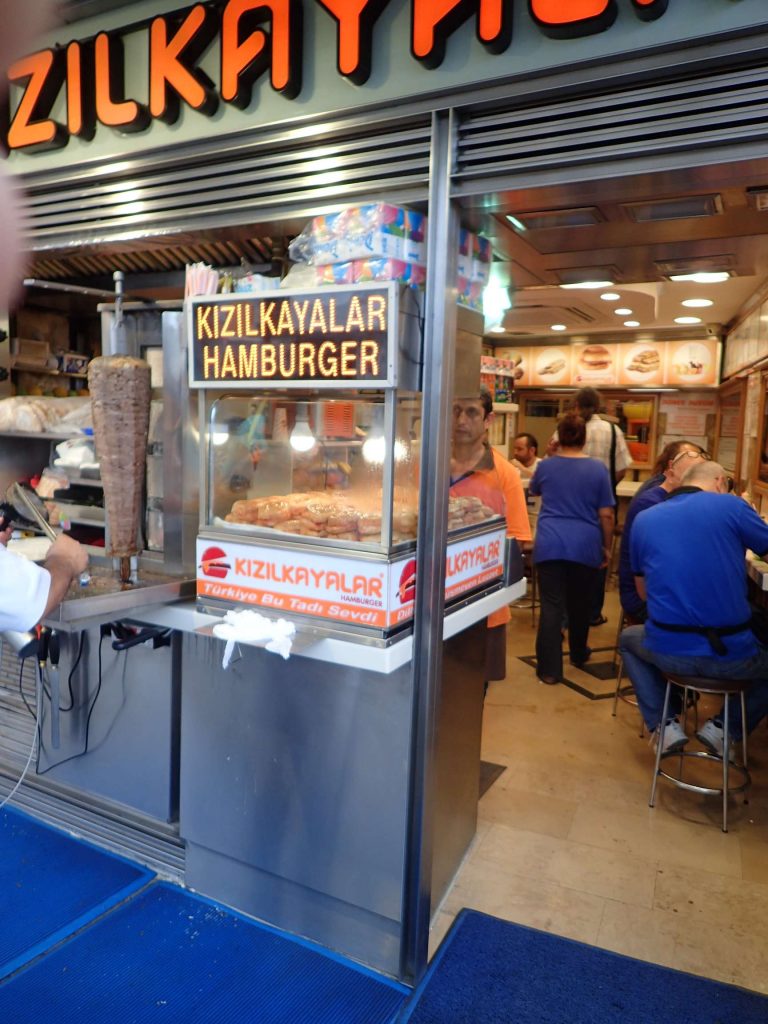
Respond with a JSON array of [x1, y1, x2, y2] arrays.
[[494, 338, 721, 388]]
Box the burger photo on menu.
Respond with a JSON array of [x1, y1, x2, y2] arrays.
[[534, 347, 569, 384], [578, 344, 613, 371]]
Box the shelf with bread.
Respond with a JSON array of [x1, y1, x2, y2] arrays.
[[11, 364, 88, 379]]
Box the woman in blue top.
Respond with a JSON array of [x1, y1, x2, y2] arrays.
[[529, 413, 615, 684]]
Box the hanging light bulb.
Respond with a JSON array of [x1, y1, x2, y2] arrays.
[[362, 405, 386, 465], [290, 402, 316, 453]]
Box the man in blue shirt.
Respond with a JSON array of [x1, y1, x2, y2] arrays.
[[618, 441, 709, 622], [620, 460, 768, 754]]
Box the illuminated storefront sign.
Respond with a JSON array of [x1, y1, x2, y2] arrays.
[[188, 284, 395, 388], [6, 0, 695, 152], [196, 524, 505, 627]]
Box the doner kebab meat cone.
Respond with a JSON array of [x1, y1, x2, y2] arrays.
[[88, 357, 151, 576]]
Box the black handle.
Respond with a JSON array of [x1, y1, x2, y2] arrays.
[[111, 627, 171, 651]]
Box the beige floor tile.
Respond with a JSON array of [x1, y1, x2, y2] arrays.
[[567, 800, 743, 877], [597, 899, 680, 968], [478, 784, 578, 839], [471, 821, 656, 908], [741, 835, 768, 884], [654, 862, 768, 938], [442, 854, 606, 945]]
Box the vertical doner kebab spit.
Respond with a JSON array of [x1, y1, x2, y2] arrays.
[[87, 356, 151, 582]]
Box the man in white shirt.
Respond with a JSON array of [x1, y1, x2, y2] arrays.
[[575, 388, 631, 625], [0, 527, 89, 632], [575, 388, 632, 483], [510, 433, 541, 479]]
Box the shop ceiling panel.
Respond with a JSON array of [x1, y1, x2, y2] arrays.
[[22, 115, 431, 255], [454, 63, 768, 195]]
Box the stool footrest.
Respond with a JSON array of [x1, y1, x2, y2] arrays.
[[657, 750, 751, 797]]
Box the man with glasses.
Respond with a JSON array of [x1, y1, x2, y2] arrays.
[[618, 442, 710, 623], [451, 390, 532, 686], [620, 460, 768, 755]]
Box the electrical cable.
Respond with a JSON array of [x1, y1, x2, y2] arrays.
[[0, 680, 39, 811], [41, 631, 84, 711], [36, 631, 106, 776], [17, 657, 34, 719]]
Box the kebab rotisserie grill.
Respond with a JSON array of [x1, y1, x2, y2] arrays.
[[88, 356, 151, 582]]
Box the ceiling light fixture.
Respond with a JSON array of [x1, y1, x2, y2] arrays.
[[505, 215, 527, 232], [615, 307, 633, 315], [681, 298, 714, 308], [559, 280, 614, 290], [674, 316, 702, 325], [669, 272, 730, 283], [551, 324, 567, 331], [600, 292, 620, 301], [623, 320, 640, 327]]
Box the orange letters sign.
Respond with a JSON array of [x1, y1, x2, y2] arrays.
[[2, 0, 688, 152]]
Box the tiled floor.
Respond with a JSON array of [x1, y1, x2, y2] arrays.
[[431, 586, 768, 995]]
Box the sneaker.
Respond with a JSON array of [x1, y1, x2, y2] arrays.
[[696, 719, 738, 762], [651, 718, 688, 755]]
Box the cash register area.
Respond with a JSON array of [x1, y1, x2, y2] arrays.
[[429, 587, 768, 996]]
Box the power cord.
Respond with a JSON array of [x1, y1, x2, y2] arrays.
[[36, 630, 106, 776], [0, 696, 39, 811]]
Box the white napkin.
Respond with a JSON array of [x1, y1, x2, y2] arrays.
[[212, 610, 296, 668]]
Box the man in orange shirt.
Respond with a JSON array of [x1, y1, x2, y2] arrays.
[[450, 389, 531, 684]]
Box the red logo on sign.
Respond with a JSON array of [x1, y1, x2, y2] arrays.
[[398, 559, 417, 604], [199, 546, 231, 579]]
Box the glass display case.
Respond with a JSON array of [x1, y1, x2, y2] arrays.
[[206, 392, 422, 551], [190, 284, 507, 636]]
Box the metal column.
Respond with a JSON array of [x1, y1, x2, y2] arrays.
[[401, 109, 459, 984]]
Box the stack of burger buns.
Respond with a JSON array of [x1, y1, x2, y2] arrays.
[[224, 490, 498, 543]]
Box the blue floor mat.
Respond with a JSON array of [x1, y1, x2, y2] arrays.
[[0, 806, 152, 979], [0, 881, 407, 1024], [400, 908, 768, 1024]]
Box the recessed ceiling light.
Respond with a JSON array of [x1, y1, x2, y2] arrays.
[[681, 298, 714, 308], [600, 292, 620, 301], [669, 272, 730, 283], [674, 316, 702, 324], [488, 325, 506, 333], [615, 307, 633, 315], [623, 320, 640, 327], [506, 215, 527, 232], [551, 324, 567, 331], [559, 280, 614, 290]]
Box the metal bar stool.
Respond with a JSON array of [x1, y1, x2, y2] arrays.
[[649, 673, 752, 832], [515, 552, 538, 628]]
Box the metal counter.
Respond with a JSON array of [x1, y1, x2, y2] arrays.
[[122, 581, 524, 976], [43, 566, 196, 630]]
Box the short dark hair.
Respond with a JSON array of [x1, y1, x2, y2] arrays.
[[479, 387, 493, 418], [515, 432, 538, 452], [575, 387, 601, 416], [652, 439, 705, 475], [557, 412, 587, 448]]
